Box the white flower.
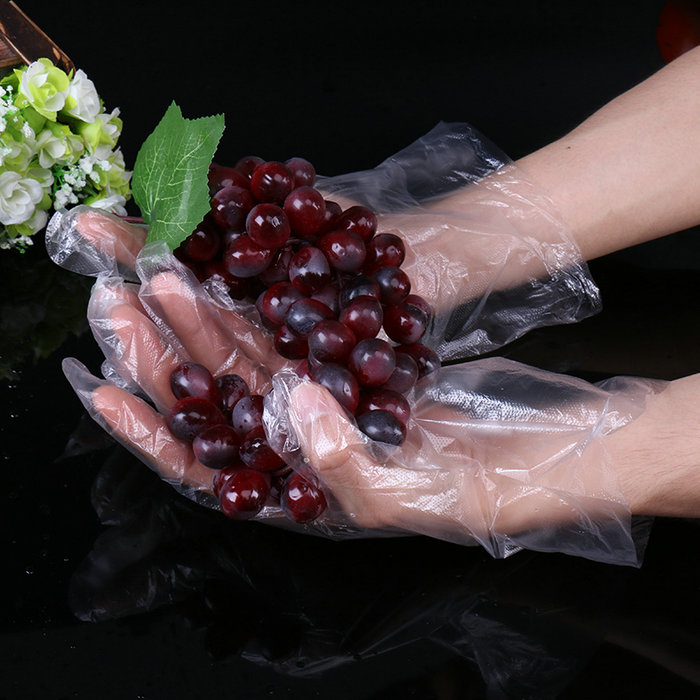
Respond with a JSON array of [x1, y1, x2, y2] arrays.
[[88, 192, 128, 216], [63, 69, 101, 123], [0, 171, 44, 226]]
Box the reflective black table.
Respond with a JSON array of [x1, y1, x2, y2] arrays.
[[3, 2, 699, 698]]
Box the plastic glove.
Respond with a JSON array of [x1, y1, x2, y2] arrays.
[[46, 123, 656, 565]]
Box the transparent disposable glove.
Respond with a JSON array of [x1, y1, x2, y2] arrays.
[[46, 123, 659, 565]]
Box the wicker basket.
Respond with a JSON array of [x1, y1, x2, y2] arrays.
[[0, 0, 72, 74]]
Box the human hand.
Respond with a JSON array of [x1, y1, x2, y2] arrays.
[[50, 205, 663, 565]]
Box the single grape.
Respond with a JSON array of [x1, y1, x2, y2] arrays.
[[373, 266, 411, 305], [284, 157, 316, 187], [356, 410, 406, 446], [201, 260, 248, 299], [320, 199, 342, 234], [274, 325, 310, 359], [216, 374, 250, 417], [246, 203, 291, 249], [364, 233, 406, 271], [238, 427, 286, 472], [380, 352, 419, 393], [404, 293, 432, 321], [219, 469, 270, 520], [250, 161, 295, 203], [318, 230, 366, 273], [283, 186, 326, 239], [285, 297, 335, 338], [193, 424, 241, 469], [348, 338, 396, 387], [310, 283, 340, 316], [258, 246, 294, 286], [395, 343, 440, 378], [314, 363, 360, 413], [357, 388, 410, 426], [212, 460, 246, 498], [307, 319, 357, 365], [338, 296, 383, 340], [224, 235, 274, 278], [170, 362, 220, 405], [338, 275, 381, 307], [256, 292, 282, 331], [335, 205, 377, 243], [259, 282, 304, 328], [288, 245, 331, 294], [383, 301, 428, 344], [210, 185, 254, 232], [167, 397, 226, 442], [209, 163, 249, 193], [230, 394, 265, 438], [280, 471, 327, 523], [178, 216, 221, 262], [234, 155, 265, 179]]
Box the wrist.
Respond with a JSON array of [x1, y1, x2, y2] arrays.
[[606, 374, 700, 518]]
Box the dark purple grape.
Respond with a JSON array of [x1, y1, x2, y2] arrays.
[[348, 338, 396, 387], [178, 216, 221, 262], [230, 394, 265, 438], [383, 301, 428, 344], [319, 199, 342, 233], [356, 410, 406, 445], [210, 185, 254, 232], [307, 320, 356, 365], [285, 297, 335, 338], [395, 343, 440, 379], [209, 163, 249, 193], [167, 397, 226, 442], [238, 427, 286, 472], [289, 245, 331, 294], [338, 275, 381, 307], [364, 233, 406, 271], [280, 471, 327, 523], [216, 374, 250, 417], [380, 352, 419, 393], [170, 362, 220, 404], [193, 424, 241, 469], [259, 282, 304, 327], [338, 296, 383, 340], [250, 161, 295, 203], [219, 469, 270, 520], [258, 245, 294, 286], [335, 205, 377, 243], [404, 294, 432, 321], [373, 266, 411, 305], [311, 283, 340, 315], [212, 460, 246, 498], [314, 363, 360, 413], [256, 291, 282, 331], [246, 203, 291, 249], [357, 389, 410, 426], [274, 325, 309, 359], [283, 186, 326, 239], [224, 235, 274, 278], [318, 230, 366, 273], [234, 155, 265, 179], [284, 157, 316, 188]]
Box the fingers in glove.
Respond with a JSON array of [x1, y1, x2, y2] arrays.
[[76, 208, 147, 270], [63, 358, 213, 492]]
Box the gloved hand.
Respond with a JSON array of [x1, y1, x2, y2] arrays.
[[47, 123, 659, 565]]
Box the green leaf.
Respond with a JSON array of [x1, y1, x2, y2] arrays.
[[132, 102, 225, 250]]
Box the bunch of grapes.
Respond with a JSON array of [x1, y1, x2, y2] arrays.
[[167, 155, 440, 523]]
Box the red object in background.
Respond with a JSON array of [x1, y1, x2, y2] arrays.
[[657, 0, 700, 62]]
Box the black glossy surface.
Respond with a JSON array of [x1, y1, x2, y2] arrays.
[[3, 2, 700, 698]]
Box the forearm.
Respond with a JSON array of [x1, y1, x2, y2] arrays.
[[607, 373, 700, 518], [516, 46, 700, 260]]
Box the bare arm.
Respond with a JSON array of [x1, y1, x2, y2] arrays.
[[517, 46, 700, 260]]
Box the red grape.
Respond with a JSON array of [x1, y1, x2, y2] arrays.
[[167, 397, 226, 442], [219, 469, 270, 520], [246, 203, 291, 249], [348, 338, 396, 387], [193, 424, 241, 469], [283, 186, 326, 238], [250, 161, 295, 203], [224, 235, 274, 278], [170, 362, 220, 405], [280, 471, 327, 523]]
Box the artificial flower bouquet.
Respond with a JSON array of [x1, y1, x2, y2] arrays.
[[0, 58, 131, 251]]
